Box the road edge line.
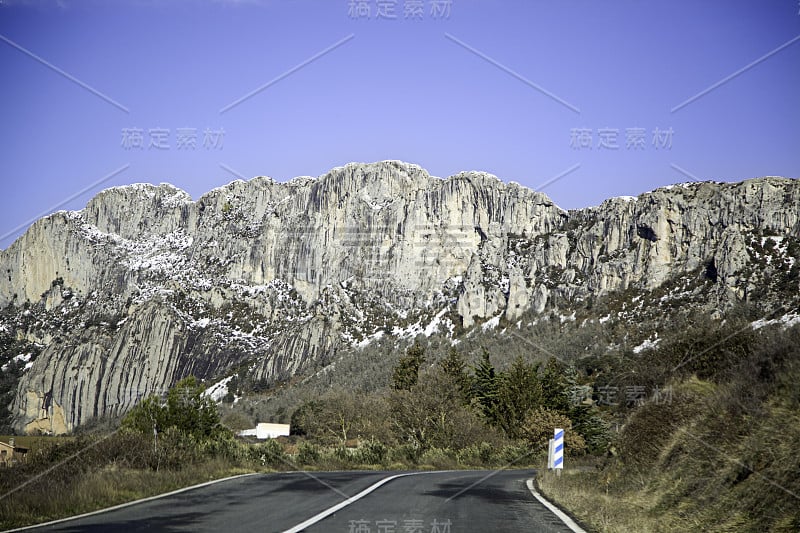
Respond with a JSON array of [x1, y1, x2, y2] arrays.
[[283, 471, 443, 533], [6, 473, 260, 532], [525, 478, 587, 533]]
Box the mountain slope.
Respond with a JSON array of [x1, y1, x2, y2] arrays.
[[1, 161, 798, 434]]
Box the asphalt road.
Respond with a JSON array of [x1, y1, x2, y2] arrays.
[[26, 470, 580, 533]]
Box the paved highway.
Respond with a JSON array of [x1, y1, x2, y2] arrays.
[[26, 470, 583, 532]]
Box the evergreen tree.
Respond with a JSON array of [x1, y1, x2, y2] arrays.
[[392, 341, 426, 391], [439, 347, 471, 401], [495, 356, 542, 438], [567, 404, 612, 454], [540, 358, 573, 413], [122, 376, 226, 441], [471, 349, 500, 423]]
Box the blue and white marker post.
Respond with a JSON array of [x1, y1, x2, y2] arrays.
[[553, 427, 564, 475]]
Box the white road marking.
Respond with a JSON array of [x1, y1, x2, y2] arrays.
[[283, 471, 443, 533], [10, 470, 587, 532], [526, 478, 587, 533]]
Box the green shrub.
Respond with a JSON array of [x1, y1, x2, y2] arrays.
[[497, 443, 536, 466], [569, 405, 613, 454], [389, 443, 421, 465], [251, 439, 285, 467], [332, 446, 354, 464], [201, 434, 246, 462], [477, 441, 495, 463], [122, 377, 229, 443], [356, 438, 388, 466], [457, 441, 496, 466], [296, 441, 321, 465], [419, 447, 457, 468]]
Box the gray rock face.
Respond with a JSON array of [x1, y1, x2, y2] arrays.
[[1, 161, 798, 433]]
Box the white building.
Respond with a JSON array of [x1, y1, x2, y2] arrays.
[[238, 422, 290, 439]]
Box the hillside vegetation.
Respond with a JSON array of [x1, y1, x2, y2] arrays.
[[538, 313, 800, 532]]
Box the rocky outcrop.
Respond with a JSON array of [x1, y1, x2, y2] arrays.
[[15, 302, 190, 431], [555, 179, 800, 301], [1, 161, 798, 433]]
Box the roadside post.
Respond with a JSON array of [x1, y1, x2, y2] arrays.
[[553, 428, 564, 477]]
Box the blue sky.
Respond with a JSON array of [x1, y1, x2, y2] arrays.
[[1, 0, 798, 248]]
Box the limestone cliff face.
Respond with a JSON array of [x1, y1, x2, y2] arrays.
[[1, 162, 798, 433], [16, 302, 187, 434], [555, 179, 800, 302]]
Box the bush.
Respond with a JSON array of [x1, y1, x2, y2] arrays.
[[569, 405, 613, 454], [251, 439, 285, 467], [457, 442, 496, 466], [201, 434, 246, 463], [522, 407, 586, 457], [122, 376, 229, 442], [498, 443, 537, 466], [356, 438, 388, 466], [389, 443, 421, 465], [332, 446, 354, 464], [296, 442, 321, 465], [390, 370, 501, 451], [419, 447, 457, 469]]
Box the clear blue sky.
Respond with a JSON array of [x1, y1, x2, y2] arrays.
[[1, 0, 798, 248]]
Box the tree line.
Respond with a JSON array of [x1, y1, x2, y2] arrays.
[[292, 342, 612, 459]]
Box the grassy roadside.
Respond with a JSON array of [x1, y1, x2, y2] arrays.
[[536, 374, 800, 533], [537, 468, 662, 533], [1, 459, 251, 530]]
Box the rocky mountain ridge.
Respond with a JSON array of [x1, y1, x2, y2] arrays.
[[1, 161, 798, 434]]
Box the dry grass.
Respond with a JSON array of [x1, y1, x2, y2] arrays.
[[0, 457, 250, 529], [0, 434, 75, 454], [536, 365, 800, 533], [538, 467, 670, 533]]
